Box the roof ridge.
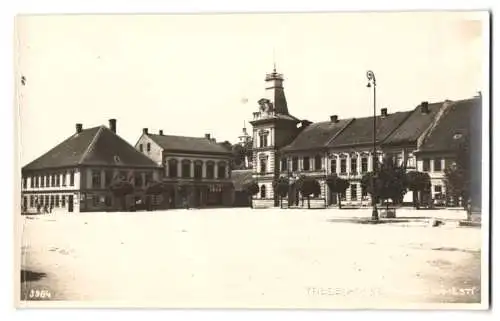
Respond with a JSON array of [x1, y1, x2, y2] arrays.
[[325, 118, 355, 147], [78, 126, 105, 165]]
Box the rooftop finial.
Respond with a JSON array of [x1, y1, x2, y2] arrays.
[[273, 48, 276, 73]]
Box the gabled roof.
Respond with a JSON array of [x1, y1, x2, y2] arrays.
[[382, 102, 443, 145], [328, 111, 412, 148], [281, 118, 352, 153], [23, 126, 160, 171], [231, 169, 253, 191], [148, 134, 232, 155], [417, 98, 479, 153]]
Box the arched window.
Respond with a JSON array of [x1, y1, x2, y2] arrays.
[[182, 159, 191, 178], [314, 155, 322, 170], [217, 161, 226, 179], [206, 161, 215, 179], [194, 160, 203, 179], [168, 159, 178, 178], [260, 185, 266, 198]]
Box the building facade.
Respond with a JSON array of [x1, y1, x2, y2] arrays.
[[249, 69, 481, 208], [21, 120, 162, 214], [135, 129, 234, 208]]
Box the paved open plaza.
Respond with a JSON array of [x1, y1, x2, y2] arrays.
[[19, 208, 482, 308]]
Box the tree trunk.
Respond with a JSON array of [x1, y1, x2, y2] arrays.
[[412, 190, 418, 209], [307, 196, 311, 209], [249, 194, 253, 208], [280, 196, 283, 209], [338, 194, 342, 209]]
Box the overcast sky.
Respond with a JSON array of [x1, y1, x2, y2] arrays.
[[15, 12, 486, 166]]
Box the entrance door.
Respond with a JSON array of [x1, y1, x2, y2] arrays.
[[23, 196, 27, 212], [68, 195, 74, 212]]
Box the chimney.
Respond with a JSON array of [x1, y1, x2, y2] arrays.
[[159, 130, 163, 136], [421, 101, 429, 114], [143, 128, 148, 135], [205, 133, 211, 140], [211, 138, 216, 143], [381, 108, 388, 117], [330, 115, 338, 123], [76, 123, 83, 134], [108, 119, 116, 133]]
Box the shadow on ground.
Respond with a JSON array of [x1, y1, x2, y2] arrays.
[[21, 269, 47, 283]]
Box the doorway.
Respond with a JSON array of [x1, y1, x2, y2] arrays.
[[68, 195, 74, 212]]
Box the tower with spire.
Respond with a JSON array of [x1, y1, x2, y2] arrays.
[[249, 67, 301, 207]]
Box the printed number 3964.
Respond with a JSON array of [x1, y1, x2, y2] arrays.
[[29, 289, 51, 299]]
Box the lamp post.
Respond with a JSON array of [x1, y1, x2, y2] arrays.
[[366, 70, 379, 219]]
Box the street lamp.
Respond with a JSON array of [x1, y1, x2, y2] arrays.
[[366, 70, 378, 219]]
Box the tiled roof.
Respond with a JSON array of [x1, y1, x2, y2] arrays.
[[418, 98, 479, 153], [23, 126, 160, 171], [383, 102, 443, 145], [148, 134, 232, 155], [328, 111, 412, 148], [231, 169, 254, 191], [281, 119, 352, 152]]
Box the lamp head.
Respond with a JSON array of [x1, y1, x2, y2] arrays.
[[366, 82, 371, 88]]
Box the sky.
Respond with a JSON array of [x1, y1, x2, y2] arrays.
[[15, 11, 487, 166]]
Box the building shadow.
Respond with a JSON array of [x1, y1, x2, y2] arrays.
[[20, 269, 47, 283]]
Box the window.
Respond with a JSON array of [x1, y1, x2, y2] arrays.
[[92, 170, 101, 188], [40, 175, 44, 188], [435, 185, 442, 193], [281, 158, 288, 171], [52, 174, 56, 187], [331, 159, 337, 173], [105, 196, 112, 206], [362, 188, 368, 197], [260, 185, 266, 198], [218, 162, 226, 179], [259, 133, 269, 148], [139, 144, 143, 152], [145, 172, 153, 186], [351, 158, 357, 174], [135, 173, 143, 187], [45, 195, 49, 206], [46, 176, 50, 187], [168, 159, 178, 178], [351, 184, 357, 200], [56, 174, 60, 187], [260, 159, 267, 174], [292, 157, 298, 171], [182, 160, 191, 178], [147, 143, 151, 152], [434, 159, 442, 171], [55, 195, 60, 207], [62, 172, 66, 186], [50, 195, 55, 207], [422, 159, 430, 172], [61, 195, 66, 207], [194, 161, 203, 179], [30, 176, 34, 188], [303, 157, 310, 171], [361, 157, 368, 173], [23, 177, 27, 189], [206, 162, 214, 179], [39, 196, 44, 206], [340, 159, 347, 174], [105, 170, 113, 186], [314, 155, 322, 170], [92, 195, 99, 207], [30, 195, 34, 207], [35, 176, 39, 188]]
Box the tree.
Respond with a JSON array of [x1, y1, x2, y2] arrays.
[[296, 175, 321, 209], [109, 180, 134, 211], [231, 144, 246, 169], [325, 174, 349, 209], [243, 180, 259, 208], [444, 140, 471, 212], [361, 156, 407, 219], [273, 177, 290, 208], [405, 171, 431, 209]]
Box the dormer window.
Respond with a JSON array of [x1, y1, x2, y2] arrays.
[[114, 155, 121, 164]]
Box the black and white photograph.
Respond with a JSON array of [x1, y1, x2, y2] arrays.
[[14, 11, 490, 309]]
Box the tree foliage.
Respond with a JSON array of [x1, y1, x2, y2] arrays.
[[296, 175, 321, 209], [109, 180, 134, 210], [273, 176, 290, 208], [405, 171, 431, 209], [444, 140, 471, 209], [325, 174, 349, 209], [243, 180, 259, 208]]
